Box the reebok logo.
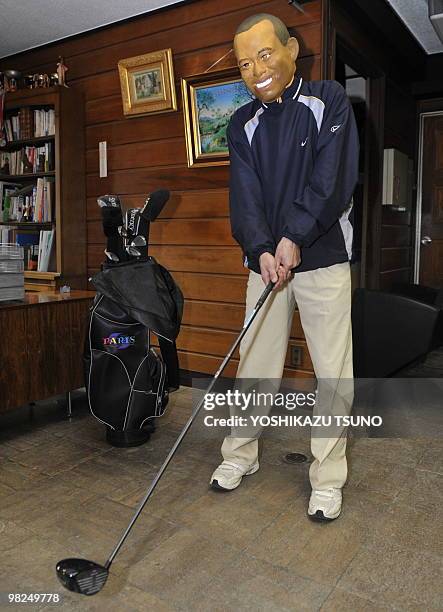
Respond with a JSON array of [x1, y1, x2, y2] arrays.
[[331, 125, 341, 132]]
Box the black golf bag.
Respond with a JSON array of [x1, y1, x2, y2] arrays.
[[84, 191, 183, 447]]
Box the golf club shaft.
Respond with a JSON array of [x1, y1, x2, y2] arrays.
[[104, 280, 275, 569]]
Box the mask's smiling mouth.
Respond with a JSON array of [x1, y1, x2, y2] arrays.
[[256, 77, 273, 89]]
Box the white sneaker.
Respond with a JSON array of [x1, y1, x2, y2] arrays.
[[210, 460, 259, 491], [308, 488, 342, 521]]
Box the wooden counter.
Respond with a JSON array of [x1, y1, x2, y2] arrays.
[[0, 291, 95, 413]]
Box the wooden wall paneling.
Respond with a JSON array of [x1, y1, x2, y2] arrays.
[[381, 209, 411, 225], [87, 189, 230, 221], [172, 327, 312, 370], [170, 272, 247, 304], [176, 351, 314, 380], [146, 246, 247, 275], [85, 110, 184, 147], [380, 225, 411, 248], [88, 245, 247, 274], [86, 166, 229, 196], [88, 218, 235, 246], [380, 247, 411, 271], [379, 268, 411, 289], [181, 299, 305, 338], [86, 138, 189, 173]]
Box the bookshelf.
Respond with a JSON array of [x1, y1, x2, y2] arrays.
[[0, 86, 86, 291]]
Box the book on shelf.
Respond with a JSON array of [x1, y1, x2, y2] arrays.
[[19, 107, 33, 140], [1, 178, 54, 223], [3, 108, 55, 142], [37, 228, 55, 272], [16, 229, 40, 270], [0, 141, 54, 175], [0, 224, 46, 271], [0, 224, 12, 244], [0, 180, 19, 218], [34, 109, 55, 138]]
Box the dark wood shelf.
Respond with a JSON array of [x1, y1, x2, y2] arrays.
[[0, 135, 55, 150], [4, 86, 60, 106], [0, 171, 55, 180], [1, 221, 54, 228]]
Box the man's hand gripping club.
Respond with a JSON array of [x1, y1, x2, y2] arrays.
[[259, 237, 301, 290]]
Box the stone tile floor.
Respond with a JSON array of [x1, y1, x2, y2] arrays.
[[0, 387, 442, 611]]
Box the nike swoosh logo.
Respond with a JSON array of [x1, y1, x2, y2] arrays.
[[301, 138, 308, 147], [331, 125, 341, 132]]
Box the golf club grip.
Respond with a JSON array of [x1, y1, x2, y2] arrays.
[[256, 281, 275, 308], [104, 279, 275, 569]]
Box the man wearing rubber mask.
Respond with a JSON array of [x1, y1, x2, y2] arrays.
[[210, 14, 359, 522]]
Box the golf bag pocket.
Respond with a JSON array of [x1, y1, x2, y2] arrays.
[[85, 295, 167, 434]]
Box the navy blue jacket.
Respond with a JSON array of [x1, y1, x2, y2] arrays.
[[227, 75, 359, 273]]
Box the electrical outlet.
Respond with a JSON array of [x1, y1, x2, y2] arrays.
[[290, 345, 302, 367]]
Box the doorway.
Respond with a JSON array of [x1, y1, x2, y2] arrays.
[[415, 111, 443, 289]]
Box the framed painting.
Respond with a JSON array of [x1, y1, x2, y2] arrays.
[[181, 68, 254, 167], [118, 49, 177, 117]]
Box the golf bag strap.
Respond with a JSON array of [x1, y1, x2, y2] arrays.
[[158, 336, 180, 392]]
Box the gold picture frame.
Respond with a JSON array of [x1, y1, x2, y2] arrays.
[[118, 49, 177, 117], [181, 68, 254, 167]]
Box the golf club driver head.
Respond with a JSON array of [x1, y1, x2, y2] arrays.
[[104, 249, 120, 262], [126, 245, 142, 258], [56, 558, 108, 596], [131, 235, 147, 247]]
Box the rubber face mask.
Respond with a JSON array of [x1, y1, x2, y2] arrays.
[[234, 19, 299, 104]]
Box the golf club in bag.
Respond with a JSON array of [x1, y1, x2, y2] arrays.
[[84, 189, 183, 447], [57, 279, 275, 596]]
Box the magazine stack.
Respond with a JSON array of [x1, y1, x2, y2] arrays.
[[0, 244, 24, 302]]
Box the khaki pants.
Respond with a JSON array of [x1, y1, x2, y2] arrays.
[[221, 262, 354, 490]]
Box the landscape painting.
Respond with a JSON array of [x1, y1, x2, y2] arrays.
[[182, 70, 254, 167]]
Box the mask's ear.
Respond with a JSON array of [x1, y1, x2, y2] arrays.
[[287, 37, 300, 61]]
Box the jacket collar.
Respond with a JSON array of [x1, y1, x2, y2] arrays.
[[261, 75, 303, 112]]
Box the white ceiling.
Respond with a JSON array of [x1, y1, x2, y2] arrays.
[[0, 0, 442, 60], [0, 0, 184, 59]]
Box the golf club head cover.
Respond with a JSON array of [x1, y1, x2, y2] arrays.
[[97, 195, 126, 262], [140, 189, 170, 222]]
